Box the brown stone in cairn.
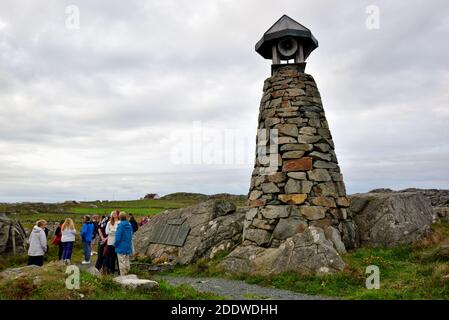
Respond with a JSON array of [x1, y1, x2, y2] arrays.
[[336, 196, 350, 207], [282, 157, 313, 172], [278, 194, 307, 204]]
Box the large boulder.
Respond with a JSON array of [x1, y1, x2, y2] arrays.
[[133, 200, 245, 265], [221, 226, 345, 275], [0, 213, 27, 255], [349, 191, 433, 247]]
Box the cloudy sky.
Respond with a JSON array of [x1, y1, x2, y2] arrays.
[[0, 0, 448, 202]]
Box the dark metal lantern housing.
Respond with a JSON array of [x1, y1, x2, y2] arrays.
[[256, 15, 318, 64]]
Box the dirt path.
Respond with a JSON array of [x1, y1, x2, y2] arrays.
[[158, 275, 335, 300]]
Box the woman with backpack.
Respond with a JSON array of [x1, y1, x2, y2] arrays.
[[61, 218, 76, 265]]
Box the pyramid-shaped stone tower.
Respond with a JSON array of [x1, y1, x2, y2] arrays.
[[244, 15, 354, 249], [222, 16, 356, 275]]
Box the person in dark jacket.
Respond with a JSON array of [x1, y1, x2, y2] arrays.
[[80, 215, 94, 265], [114, 212, 133, 276], [129, 214, 139, 233], [53, 220, 64, 260], [95, 215, 109, 273]]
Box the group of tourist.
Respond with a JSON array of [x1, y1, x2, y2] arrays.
[[27, 211, 140, 276]]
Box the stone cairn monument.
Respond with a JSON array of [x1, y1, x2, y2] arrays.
[[222, 15, 356, 275]]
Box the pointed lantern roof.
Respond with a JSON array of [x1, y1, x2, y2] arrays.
[[255, 15, 318, 60]]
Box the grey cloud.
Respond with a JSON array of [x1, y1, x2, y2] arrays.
[[0, 0, 448, 202]]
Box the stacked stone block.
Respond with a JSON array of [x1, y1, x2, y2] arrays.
[[245, 65, 351, 248]]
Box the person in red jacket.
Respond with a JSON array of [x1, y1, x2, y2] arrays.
[[52, 220, 64, 260]]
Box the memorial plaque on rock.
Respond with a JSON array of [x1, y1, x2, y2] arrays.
[[167, 218, 187, 226], [148, 220, 190, 247]]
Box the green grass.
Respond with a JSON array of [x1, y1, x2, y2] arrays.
[[87, 199, 201, 209], [0, 262, 222, 300], [68, 207, 163, 216], [163, 221, 449, 300], [4, 197, 244, 229]]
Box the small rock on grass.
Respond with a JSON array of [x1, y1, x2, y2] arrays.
[[113, 274, 159, 290]]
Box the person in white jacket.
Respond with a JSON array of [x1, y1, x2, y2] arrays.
[[28, 220, 48, 266], [105, 211, 120, 274]]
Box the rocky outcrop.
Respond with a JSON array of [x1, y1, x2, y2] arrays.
[[349, 191, 433, 247], [0, 213, 27, 255], [0, 265, 40, 281], [133, 200, 245, 265], [399, 188, 449, 207], [369, 188, 449, 209], [368, 188, 449, 222], [434, 207, 449, 220], [221, 226, 345, 275]]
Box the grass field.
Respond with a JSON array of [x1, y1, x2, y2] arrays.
[[4, 197, 239, 229], [68, 207, 163, 216]]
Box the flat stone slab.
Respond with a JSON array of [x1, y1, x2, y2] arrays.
[[113, 274, 159, 290]]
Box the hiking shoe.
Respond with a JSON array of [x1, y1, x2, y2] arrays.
[[81, 261, 91, 265]]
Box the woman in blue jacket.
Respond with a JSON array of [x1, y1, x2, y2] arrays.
[[114, 212, 133, 275], [80, 215, 94, 265]]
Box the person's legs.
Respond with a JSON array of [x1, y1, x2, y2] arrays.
[[95, 242, 104, 270], [36, 256, 44, 266], [117, 254, 124, 275], [110, 246, 117, 274], [107, 245, 114, 273], [66, 241, 74, 261], [117, 254, 130, 276], [123, 254, 130, 275], [28, 256, 44, 266], [62, 242, 68, 260], [58, 243, 63, 260], [83, 241, 91, 262]]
